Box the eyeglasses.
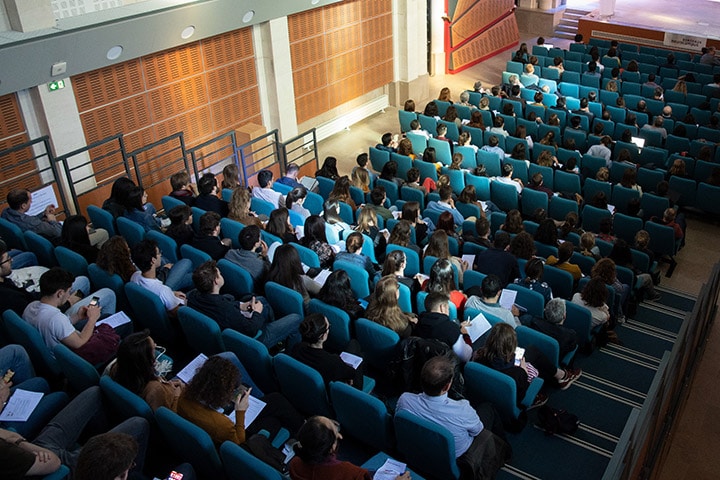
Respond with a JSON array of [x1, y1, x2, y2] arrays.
[[0, 256, 12, 266]]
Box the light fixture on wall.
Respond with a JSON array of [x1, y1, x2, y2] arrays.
[[311, 0, 320, 4], [106, 45, 123, 60], [181, 25, 195, 39], [242, 11, 254, 23]]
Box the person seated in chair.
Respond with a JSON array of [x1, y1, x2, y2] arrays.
[[190, 211, 231, 261], [532, 298, 578, 360], [276, 163, 304, 189], [465, 274, 522, 328], [223, 225, 271, 292], [194, 173, 228, 217], [415, 293, 473, 362], [472, 233, 520, 288], [168, 170, 197, 206], [252, 169, 284, 209]]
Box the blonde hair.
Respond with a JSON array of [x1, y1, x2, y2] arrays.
[[227, 187, 251, 221], [351, 168, 370, 193], [355, 207, 378, 233], [366, 276, 414, 334]]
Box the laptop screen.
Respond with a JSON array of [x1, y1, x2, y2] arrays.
[[631, 136, 645, 149]]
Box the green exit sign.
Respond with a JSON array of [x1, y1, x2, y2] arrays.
[[48, 80, 65, 91]]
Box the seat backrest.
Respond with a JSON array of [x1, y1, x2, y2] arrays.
[[369, 147, 391, 172], [265, 281, 305, 318], [543, 264, 575, 299], [564, 299, 594, 344], [273, 353, 333, 417], [394, 409, 460, 479], [506, 283, 545, 318], [155, 407, 224, 479], [330, 381, 394, 451], [333, 259, 370, 299], [87, 205, 116, 238], [220, 218, 245, 249], [217, 258, 254, 298], [548, 196, 578, 221], [220, 441, 283, 480], [581, 204, 612, 233], [145, 230, 178, 264], [54, 246, 89, 277], [221, 329, 277, 393], [307, 298, 351, 352], [316, 176, 336, 200], [516, 325, 560, 368], [53, 343, 100, 392], [177, 306, 225, 355], [180, 244, 211, 269], [115, 217, 145, 248], [376, 178, 400, 204], [290, 242, 321, 268], [161, 195, 185, 213], [88, 263, 127, 308], [0, 218, 27, 250], [490, 180, 519, 212], [354, 318, 400, 370], [463, 361, 521, 422], [24, 231, 57, 267], [2, 310, 61, 378], [124, 282, 175, 345], [645, 221, 677, 256], [99, 375, 155, 422]]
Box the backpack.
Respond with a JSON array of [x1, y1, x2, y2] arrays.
[[390, 336, 465, 399], [536, 406, 579, 436]]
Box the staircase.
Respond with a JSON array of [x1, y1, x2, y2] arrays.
[[554, 8, 589, 40]]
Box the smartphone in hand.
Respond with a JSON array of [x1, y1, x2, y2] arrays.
[[514, 347, 525, 367]]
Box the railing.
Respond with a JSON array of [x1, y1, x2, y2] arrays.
[[186, 130, 238, 181], [236, 130, 281, 187], [280, 128, 319, 178]]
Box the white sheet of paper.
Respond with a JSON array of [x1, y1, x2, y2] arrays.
[[0, 388, 44, 422], [392, 210, 402, 219], [226, 396, 267, 428], [27, 185, 58, 217], [415, 273, 430, 284], [480, 200, 487, 211], [295, 225, 305, 240], [499, 289, 517, 311], [462, 254, 475, 266], [176, 354, 208, 384], [312, 269, 332, 287], [373, 458, 407, 480], [466, 313, 492, 343], [340, 352, 363, 370], [607, 204, 616, 214], [95, 311, 132, 329]]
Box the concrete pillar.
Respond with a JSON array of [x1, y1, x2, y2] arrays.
[[3, 0, 54, 32], [252, 17, 298, 142], [390, 0, 430, 107], [429, 0, 445, 77]]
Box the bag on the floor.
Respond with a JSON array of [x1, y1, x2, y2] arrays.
[[536, 406, 579, 436], [243, 434, 289, 474]]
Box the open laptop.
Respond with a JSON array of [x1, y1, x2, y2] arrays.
[[631, 136, 645, 151]]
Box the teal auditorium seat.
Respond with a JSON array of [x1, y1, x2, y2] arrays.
[[116, 217, 145, 248], [124, 282, 177, 345], [24, 231, 57, 267], [265, 281, 305, 318], [53, 344, 100, 392], [394, 409, 461, 480], [54, 245, 89, 277], [220, 441, 284, 480], [3, 310, 61, 378], [99, 375, 154, 423], [330, 381, 394, 451], [180, 243, 211, 269], [355, 318, 400, 371], [307, 298, 351, 352], [87, 205, 116, 237], [145, 230, 178, 264], [177, 306, 225, 355], [274, 353, 334, 417], [222, 329, 277, 393]]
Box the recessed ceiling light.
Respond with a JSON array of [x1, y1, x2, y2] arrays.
[[311, 0, 320, 4], [242, 10, 254, 23], [181, 25, 195, 39], [106, 45, 123, 60]]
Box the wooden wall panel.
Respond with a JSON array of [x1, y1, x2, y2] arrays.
[[72, 26, 260, 174], [289, 0, 394, 125], [0, 94, 25, 138]]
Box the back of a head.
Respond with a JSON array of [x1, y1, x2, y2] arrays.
[[75, 432, 139, 480], [424, 292, 450, 313], [192, 260, 218, 294], [294, 415, 337, 464], [286, 163, 300, 176], [544, 297, 566, 324], [438, 185, 453, 201], [39, 267, 75, 297], [420, 355, 455, 396], [198, 173, 217, 195], [494, 231, 510, 249], [170, 171, 190, 191], [502, 162, 513, 177], [370, 186, 385, 206], [239, 225, 261, 250], [257, 169, 273, 188], [345, 232, 364, 253], [199, 211, 221, 235], [6, 188, 29, 210], [558, 241, 574, 262], [298, 312, 328, 344], [481, 274, 502, 299], [131, 239, 158, 273]]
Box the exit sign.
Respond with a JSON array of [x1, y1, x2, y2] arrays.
[[48, 80, 65, 91]]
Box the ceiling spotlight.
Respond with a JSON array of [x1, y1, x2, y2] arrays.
[[181, 25, 195, 39], [242, 10, 255, 23], [106, 45, 123, 60]]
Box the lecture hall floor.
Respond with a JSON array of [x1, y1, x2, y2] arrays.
[[315, 23, 720, 478]]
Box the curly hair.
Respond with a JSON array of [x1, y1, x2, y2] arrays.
[[227, 187, 252, 222], [534, 218, 558, 246], [388, 220, 413, 247], [96, 236, 136, 282], [502, 209, 524, 234], [581, 277, 608, 307], [592, 258, 617, 284], [509, 232, 536, 260], [182, 356, 239, 410]]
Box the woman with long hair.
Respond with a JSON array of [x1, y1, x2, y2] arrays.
[[267, 243, 318, 304], [355, 207, 387, 262], [424, 230, 468, 285], [572, 277, 613, 332], [474, 323, 580, 405], [425, 258, 467, 311], [122, 186, 160, 232], [327, 176, 357, 211], [351, 167, 371, 193], [60, 215, 99, 263], [316, 156, 339, 180], [388, 220, 420, 256], [228, 187, 263, 227], [96, 236, 136, 282], [396, 139, 416, 159], [592, 257, 630, 323], [302, 215, 335, 269], [317, 269, 365, 321], [265, 207, 297, 243], [534, 218, 559, 247], [177, 356, 304, 447], [513, 257, 552, 303], [103, 177, 136, 219], [221, 163, 241, 190], [435, 211, 462, 244], [366, 275, 417, 337], [285, 186, 311, 220], [382, 249, 415, 290], [165, 204, 194, 250], [500, 209, 524, 234], [400, 201, 428, 246]]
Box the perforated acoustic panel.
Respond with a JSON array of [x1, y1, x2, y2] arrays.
[[289, 0, 393, 125], [450, 16, 518, 72], [72, 26, 260, 173], [0, 93, 32, 192]]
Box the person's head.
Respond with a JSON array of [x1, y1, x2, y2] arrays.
[[482, 323, 517, 364], [426, 230, 451, 260], [109, 177, 136, 204], [525, 63, 535, 75], [504, 208, 523, 233], [239, 224, 262, 251], [320, 157, 338, 175], [130, 239, 160, 273], [596, 167, 610, 182], [123, 186, 146, 212], [458, 185, 477, 204], [342, 231, 363, 254], [297, 312, 330, 346], [481, 274, 502, 300], [370, 186, 386, 206], [192, 260, 221, 294], [557, 241, 574, 263], [502, 162, 513, 178], [592, 257, 617, 284], [459, 91, 470, 104], [662, 207, 677, 223], [294, 415, 342, 464], [436, 211, 456, 234], [283, 163, 300, 180], [355, 207, 378, 232], [598, 217, 613, 235], [170, 170, 191, 191], [367, 276, 405, 333], [221, 164, 241, 188], [382, 249, 406, 277], [620, 168, 637, 188], [488, 135, 499, 147], [427, 258, 455, 295], [112, 329, 157, 395], [570, 116, 581, 129], [475, 216, 490, 238], [75, 431, 139, 480], [444, 105, 458, 121], [424, 101, 439, 117], [588, 61, 597, 73], [420, 355, 455, 396], [524, 257, 545, 282], [533, 91, 544, 104], [380, 161, 398, 180], [536, 151, 553, 168], [0, 240, 11, 278], [581, 277, 608, 308], [493, 230, 511, 250], [303, 215, 328, 244], [39, 267, 75, 300], [229, 186, 252, 217], [183, 356, 240, 409], [405, 167, 420, 185], [61, 214, 91, 246], [267, 243, 305, 293], [544, 298, 566, 325], [199, 211, 221, 236], [574, 33, 583, 42], [96, 236, 135, 281], [404, 99, 416, 112], [510, 143, 526, 160], [502, 103, 515, 116], [266, 207, 292, 237], [329, 176, 352, 199], [425, 292, 450, 315], [381, 132, 393, 147], [285, 186, 307, 209], [198, 172, 218, 195], [323, 200, 343, 225], [635, 230, 650, 249], [669, 159, 686, 176], [579, 232, 595, 253], [436, 123, 448, 138], [167, 204, 192, 227], [388, 219, 413, 247], [510, 231, 536, 260], [257, 169, 273, 188], [535, 218, 558, 245]]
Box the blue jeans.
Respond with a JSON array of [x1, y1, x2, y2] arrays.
[[257, 313, 303, 350], [2, 377, 69, 439], [0, 344, 35, 383], [9, 249, 37, 269], [164, 258, 194, 291], [66, 287, 117, 318]]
